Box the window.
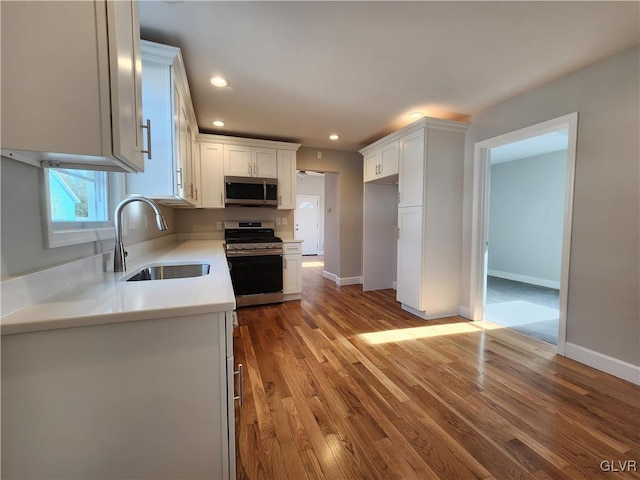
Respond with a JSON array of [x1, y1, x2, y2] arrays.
[[43, 168, 123, 248]]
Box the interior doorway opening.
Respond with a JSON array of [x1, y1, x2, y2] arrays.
[[470, 113, 578, 355], [295, 170, 325, 256], [484, 132, 569, 345]]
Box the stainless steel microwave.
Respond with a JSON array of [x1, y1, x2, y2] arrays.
[[224, 176, 278, 207]]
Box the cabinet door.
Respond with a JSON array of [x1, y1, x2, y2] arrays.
[[363, 151, 380, 182], [277, 150, 296, 209], [380, 141, 399, 177], [224, 145, 252, 177], [200, 143, 225, 208], [107, 0, 145, 172], [252, 147, 277, 177], [398, 129, 425, 207], [396, 206, 423, 310], [174, 84, 188, 199], [283, 254, 303, 294]]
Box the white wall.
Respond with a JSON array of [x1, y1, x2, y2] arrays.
[[296, 173, 325, 254], [488, 150, 567, 288], [461, 46, 640, 367]]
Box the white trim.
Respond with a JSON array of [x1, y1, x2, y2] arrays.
[[321, 271, 363, 286], [487, 269, 560, 289], [565, 343, 640, 385], [401, 304, 428, 319], [470, 112, 578, 357], [322, 271, 337, 283]]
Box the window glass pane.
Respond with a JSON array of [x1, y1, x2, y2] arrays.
[[49, 169, 108, 222], [298, 201, 315, 209]]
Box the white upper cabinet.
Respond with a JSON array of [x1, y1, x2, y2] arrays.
[[223, 145, 252, 177], [398, 129, 425, 207], [1, 0, 146, 172], [251, 148, 277, 178], [362, 140, 398, 183], [277, 150, 297, 210], [126, 41, 198, 206], [199, 134, 300, 209], [224, 146, 277, 178], [199, 142, 225, 209]]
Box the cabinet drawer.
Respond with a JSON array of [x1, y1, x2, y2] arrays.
[[283, 242, 302, 255]]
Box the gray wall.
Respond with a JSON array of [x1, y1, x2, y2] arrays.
[[0, 158, 175, 278], [461, 46, 640, 366], [297, 147, 363, 279], [488, 150, 567, 286], [296, 173, 325, 254]]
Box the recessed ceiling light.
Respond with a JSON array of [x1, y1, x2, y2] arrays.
[[410, 111, 424, 119], [210, 76, 229, 88], [329, 134, 339, 141], [212, 120, 225, 127]]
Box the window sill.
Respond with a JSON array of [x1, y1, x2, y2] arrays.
[[46, 226, 115, 249]]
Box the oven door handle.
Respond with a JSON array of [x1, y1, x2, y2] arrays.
[[226, 250, 283, 257]]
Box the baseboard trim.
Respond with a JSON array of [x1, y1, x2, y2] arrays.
[[488, 269, 560, 289], [565, 342, 640, 385], [322, 271, 363, 286]]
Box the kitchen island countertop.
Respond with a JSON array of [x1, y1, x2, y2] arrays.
[[1, 240, 235, 336]]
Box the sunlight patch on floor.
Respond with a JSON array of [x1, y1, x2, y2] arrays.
[[302, 261, 324, 268], [359, 321, 503, 344]]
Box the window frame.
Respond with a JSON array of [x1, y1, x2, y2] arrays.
[[41, 167, 125, 248]]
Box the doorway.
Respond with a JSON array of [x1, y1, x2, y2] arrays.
[[295, 194, 320, 255], [470, 113, 577, 354]]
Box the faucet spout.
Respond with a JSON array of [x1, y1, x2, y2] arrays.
[[113, 195, 168, 273]]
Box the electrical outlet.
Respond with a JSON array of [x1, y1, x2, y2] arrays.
[[129, 213, 137, 231], [317, 151, 322, 159], [216, 222, 222, 230], [282, 217, 288, 226], [275, 217, 281, 226], [144, 213, 149, 229]]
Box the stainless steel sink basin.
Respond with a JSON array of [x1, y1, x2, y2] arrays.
[[126, 263, 210, 282]]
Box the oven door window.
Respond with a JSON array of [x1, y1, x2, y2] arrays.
[[228, 255, 283, 295]]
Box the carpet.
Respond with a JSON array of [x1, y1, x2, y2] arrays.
[[485, 301, 559, 345]]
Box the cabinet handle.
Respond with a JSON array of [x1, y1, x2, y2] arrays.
[[279, 195, 282, 206], [141, 119, 152, 160], [195, 188, 198, 201], [378, 163, 382, 175], [234, 364, 244, 406], [248, 163, 252, 175], [189, 183, 194, 198], [176, 168, 183, 188], [254, 163, 258, 176], [284, 258, 287, 269]]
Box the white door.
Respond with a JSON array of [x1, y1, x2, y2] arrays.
[[295, 195, 319, 255]]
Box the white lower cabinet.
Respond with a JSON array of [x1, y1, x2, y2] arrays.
[[283, 241, 303, 298], [1, 311, 237, 479], [396, 206, 424, 311]]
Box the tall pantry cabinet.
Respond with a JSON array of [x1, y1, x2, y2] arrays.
[[361, 117, 468, 319]]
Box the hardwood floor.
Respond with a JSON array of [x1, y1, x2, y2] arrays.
[[234, 257, 640, 479]]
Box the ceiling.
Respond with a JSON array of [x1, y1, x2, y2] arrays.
[[490, 131, 568, 165], [139, 1, 639, 152]]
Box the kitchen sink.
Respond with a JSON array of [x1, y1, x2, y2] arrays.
[[126, 263, 210, 282]]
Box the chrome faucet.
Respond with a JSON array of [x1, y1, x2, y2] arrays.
[[113, 195, 168, 272]]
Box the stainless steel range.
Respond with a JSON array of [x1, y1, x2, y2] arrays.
[[224, 221, 283, 307]]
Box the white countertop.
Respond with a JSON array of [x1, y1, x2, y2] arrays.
[[1, 240, 236, 336]]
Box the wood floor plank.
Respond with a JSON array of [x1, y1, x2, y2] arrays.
[[235, 257, 640, 479]]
